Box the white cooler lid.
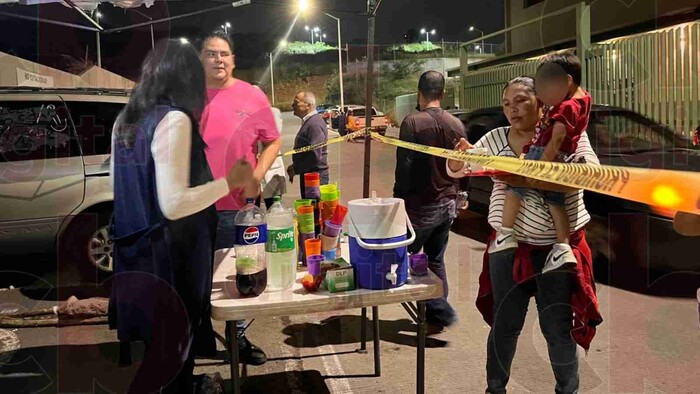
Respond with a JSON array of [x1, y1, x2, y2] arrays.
[[346, 197, 409, 240]]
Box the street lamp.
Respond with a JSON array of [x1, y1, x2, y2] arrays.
[[221, 22, 231, 34], [420, 28, 436, 43], [469, 26, 484, 54], [305, 25, 314, 44], [297, 0, 345, 110]]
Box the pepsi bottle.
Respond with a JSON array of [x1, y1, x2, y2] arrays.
[[234, 199, 267, 296]]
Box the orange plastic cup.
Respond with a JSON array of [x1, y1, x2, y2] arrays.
[[304, 172, 321, 187], [298, 205, 314, 215], [304, 238, 322, 257], [320, 199, 340, 222]]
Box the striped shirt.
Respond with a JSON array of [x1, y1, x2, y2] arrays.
[[463, 126, 599, 245]]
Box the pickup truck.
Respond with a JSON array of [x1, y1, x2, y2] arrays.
[[344, 106, 391, 136]]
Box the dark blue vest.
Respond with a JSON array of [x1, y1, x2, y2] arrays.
[[109, 105, 217, 357]]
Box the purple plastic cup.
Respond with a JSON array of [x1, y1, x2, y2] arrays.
[[409, 253, 429, 276], [306, 255, 324, 276], [323, 220, 343, 237]]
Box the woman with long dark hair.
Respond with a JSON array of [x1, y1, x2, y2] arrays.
[[109, 39, 252, 393]]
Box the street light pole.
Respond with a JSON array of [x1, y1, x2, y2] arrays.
[[95, 11, 102, 67], [324, 12, 344, 110], [469, 26, 485, 53], [131, 8, 155, 49]]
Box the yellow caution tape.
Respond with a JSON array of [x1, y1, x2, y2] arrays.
[[280, 129, 368, 157], [370, 132, 700, 215]]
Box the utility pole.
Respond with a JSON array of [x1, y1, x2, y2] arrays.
[[363, 0, 378, 200]]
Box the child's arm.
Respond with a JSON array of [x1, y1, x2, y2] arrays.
[[542, 122, 567, 162]]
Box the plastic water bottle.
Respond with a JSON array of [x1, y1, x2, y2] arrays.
[[266, 196, 297, 291], [234, 199, 267, 296]]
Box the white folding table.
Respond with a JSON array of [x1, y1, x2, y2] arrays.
[[210, 247, 443, 394]]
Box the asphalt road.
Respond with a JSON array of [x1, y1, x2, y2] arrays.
[[0, 111, 698, 393]]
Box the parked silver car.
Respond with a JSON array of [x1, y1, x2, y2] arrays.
[[0, 87, 128, 278]]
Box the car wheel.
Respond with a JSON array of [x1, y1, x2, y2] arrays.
[[58, 208, 113, 285]]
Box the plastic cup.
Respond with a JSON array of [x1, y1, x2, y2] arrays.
[[305, 238, 321, 257], [323, 220, 342, 237], [295, 199, 313, 212], [323, 249, 337, 260], [298, 232, 316, 264], [331, 204, 348, 225], [409, 253, 429, 276], [305, 186, 321, 200], [320, 234, 338, 252], [320, 184, 338, 200], [320, 200, 339, 222], [321, 190, 340, 202], [306, 254, 324, 276], [320, 183, 337, 193], [304, 172, 321, 187]]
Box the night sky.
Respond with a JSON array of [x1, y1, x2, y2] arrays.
[[0, 0, 503, 79]]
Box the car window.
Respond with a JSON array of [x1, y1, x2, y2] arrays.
[[0, 101, 79, 162], [352, 109, 366, 117], [588, 110, 681, 153], [65, 101, 124, 156], [464, 113, 504, 144]]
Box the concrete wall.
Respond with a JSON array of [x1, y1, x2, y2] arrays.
[[0, 52, 134, 89], [80, 66, 136, 90], [505, 0, 698, 55], [1, 52, 83, 88]]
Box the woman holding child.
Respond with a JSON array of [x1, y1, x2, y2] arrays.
[[448, 52, 603, 394]]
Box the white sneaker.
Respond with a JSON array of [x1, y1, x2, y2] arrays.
[[489, 228, 518, 254], [542, 243, 577, 273]]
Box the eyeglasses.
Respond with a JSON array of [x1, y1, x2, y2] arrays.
[[203, 51, 232, 59]]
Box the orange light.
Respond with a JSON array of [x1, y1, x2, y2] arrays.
[[651, 185, 682, 208]]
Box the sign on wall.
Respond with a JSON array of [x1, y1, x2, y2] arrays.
[[16, 68, 54, 88]]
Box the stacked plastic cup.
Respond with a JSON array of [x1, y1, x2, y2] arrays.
[[297, 204, 315, 264], [304, 173, 321, 200], [303, 173, 322, 236], [320, 183, 340, 227]]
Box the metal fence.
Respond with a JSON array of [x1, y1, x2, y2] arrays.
[[463, 21, 700, 137]]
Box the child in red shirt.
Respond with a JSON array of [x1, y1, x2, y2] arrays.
[[490, 51, 592, 273]]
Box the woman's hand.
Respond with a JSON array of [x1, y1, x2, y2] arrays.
[[448, 138, 473, 173], [226, 159, 254, 191], [455, 137, 472, 152]]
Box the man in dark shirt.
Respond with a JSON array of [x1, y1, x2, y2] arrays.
[[287, 91, 329, 196], [394, 70, 467, 331]]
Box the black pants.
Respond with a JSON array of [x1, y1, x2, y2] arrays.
[[486, 248, 579, 394], [407, 218, 457, 327]]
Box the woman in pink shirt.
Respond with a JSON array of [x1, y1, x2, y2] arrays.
[[198, 31, 282, 366]]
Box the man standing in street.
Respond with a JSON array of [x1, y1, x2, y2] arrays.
[[287, 91, 329, 196], [199, 31, 282, 366], [394, 70, 467, 331]]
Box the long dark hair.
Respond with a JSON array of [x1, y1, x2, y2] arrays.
[[120, 39, 206, 131]]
